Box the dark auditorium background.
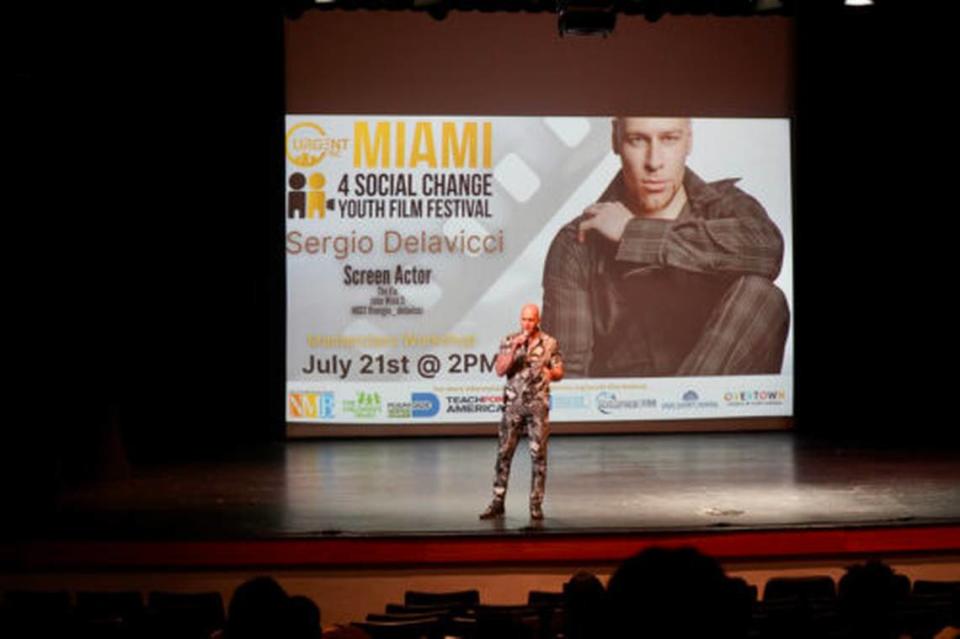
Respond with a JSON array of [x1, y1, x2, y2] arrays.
[[5, 0, 955, 569], [5, 1, 954, 466]]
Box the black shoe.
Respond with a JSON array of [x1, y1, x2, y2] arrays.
[[478, 501, 505, 519], [530, 503, 544, 520]]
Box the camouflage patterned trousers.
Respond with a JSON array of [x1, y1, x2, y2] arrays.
[[491, 398, 549, 507]]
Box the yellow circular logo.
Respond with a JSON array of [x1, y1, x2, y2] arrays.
[[286, 122, 329, 168]]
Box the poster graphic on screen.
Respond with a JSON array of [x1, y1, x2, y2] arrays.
[[285, 116, 794, 424]]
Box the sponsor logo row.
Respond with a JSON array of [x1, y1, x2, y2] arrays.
[[288, 391, 441, 420], [288, 388, 787, 420]]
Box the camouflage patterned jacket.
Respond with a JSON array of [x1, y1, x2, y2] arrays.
[[499, 331, 563, 406]]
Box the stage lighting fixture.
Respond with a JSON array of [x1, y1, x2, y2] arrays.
[[415, 0, 449, 21], [558, 1, 617, 37]]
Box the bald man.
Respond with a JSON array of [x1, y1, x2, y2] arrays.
[[479, 304, 564, 521], [543, 117, 789, 378]]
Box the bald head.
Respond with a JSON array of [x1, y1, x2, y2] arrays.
[[520, 304, 540, 336]]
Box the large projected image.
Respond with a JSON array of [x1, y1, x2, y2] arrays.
[[286, 116, 793, 424]]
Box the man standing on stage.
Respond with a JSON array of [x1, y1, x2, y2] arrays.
[[479, 303, 564, 521]]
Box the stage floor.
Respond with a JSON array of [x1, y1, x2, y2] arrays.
[[44, 432, 960, 540]]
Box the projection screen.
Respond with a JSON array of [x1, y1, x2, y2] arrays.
[[284, 12, 795, 433]]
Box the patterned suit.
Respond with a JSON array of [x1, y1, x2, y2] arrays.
[[542, 168, 789, 378], [490, 331, 563, 509]]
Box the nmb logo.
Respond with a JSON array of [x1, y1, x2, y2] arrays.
[[288, 392, 335, 419]]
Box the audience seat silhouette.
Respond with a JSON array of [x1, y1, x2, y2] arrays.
[[75, 591, 145, 639], [4, 556, 955, 639], [763, 575, 837, 601], [351, 616, 444, 639], [914, 580, 960, 598], [1, 590, 73, 639], [368, 612, 449, 622], [148, 590, 225, 638], [369, 608, 460, 639], [900, 580, 959, 639], [386, 602, 471, 615], [526, 590, 564, 607], [526, 590, 565, 638], [403, 590, 479, 607], [470, 604, 539, 639], [2, 589, 71, 612]]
